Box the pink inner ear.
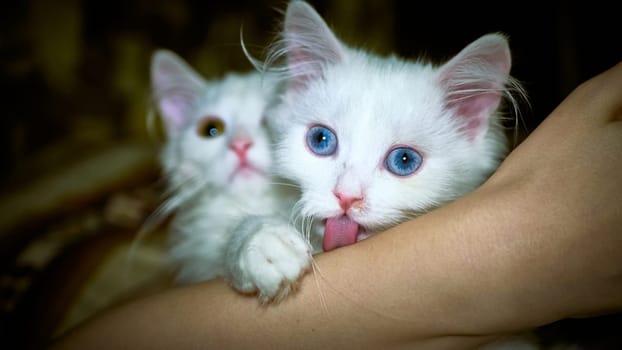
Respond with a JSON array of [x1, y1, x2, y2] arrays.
[[286, 48, 317, 91], [438, 34, 511, 140], [446, 88, 502, 140], [160, 96, 191, 134], [151, 50, 205, 137], [445, 83, 502, 136]]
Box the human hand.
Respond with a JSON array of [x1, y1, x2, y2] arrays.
[[483, 61, 622, 323]]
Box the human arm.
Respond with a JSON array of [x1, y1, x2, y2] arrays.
[[51, 61, 622, 350]]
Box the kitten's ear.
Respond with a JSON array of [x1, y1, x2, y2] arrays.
[[150, 49, 205, 136], [437, 33, 511, 139], [282, 1, 345, 91]]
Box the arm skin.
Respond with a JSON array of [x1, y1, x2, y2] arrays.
[[52, 61, 622, 350]]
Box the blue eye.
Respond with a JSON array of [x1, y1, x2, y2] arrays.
[[385, 147, 422, 176], [306, 125, 338, 156]]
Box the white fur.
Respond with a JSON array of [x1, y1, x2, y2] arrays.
[[150, 49, 311, 302], [267, 1, 524, 238]]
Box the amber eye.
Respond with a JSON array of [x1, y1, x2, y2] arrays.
[[197, 117, 225, 138]]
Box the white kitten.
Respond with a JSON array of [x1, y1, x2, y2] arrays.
[[263, 1, 524, 252], [254, 2, 537, 347], [232, 0, 524, 299], [150, 49, 311, 302]]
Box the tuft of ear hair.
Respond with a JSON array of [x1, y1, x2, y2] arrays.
[[438, 33, 527, 139]]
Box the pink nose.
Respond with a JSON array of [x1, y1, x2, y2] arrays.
[[333, 192, 363, 211], [230, 139, 253, 159]]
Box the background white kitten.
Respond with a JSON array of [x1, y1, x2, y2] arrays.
[[150, 49, 311, 302]]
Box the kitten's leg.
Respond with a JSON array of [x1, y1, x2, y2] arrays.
[[224, 215, 312, 303]]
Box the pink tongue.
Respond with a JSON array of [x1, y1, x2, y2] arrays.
[[323, 216, 360, 251]]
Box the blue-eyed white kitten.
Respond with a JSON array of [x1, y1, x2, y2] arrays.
[[241, 0, 525, 301], [150, 49, 311, 302], [264, 1, 524, 252], [255, 2, 538, 348]]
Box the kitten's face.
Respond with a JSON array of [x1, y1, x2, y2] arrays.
[[276, 58, 499, 234], [151, 51, 275, 194], [173, 74, 272, 191], [271, 1, 516, 251]]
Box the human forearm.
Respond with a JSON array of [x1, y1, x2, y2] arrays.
[[51, 187, 549, 350], [50, 186, 620, 350]]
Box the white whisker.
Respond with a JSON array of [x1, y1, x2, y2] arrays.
[[309, 256, 330, 317], [124, 167, 211, 281]]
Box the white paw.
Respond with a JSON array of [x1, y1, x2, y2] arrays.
[[226, 217, 312, 303]]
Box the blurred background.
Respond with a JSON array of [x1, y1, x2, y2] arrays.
[[0, 0, 620, 348]]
